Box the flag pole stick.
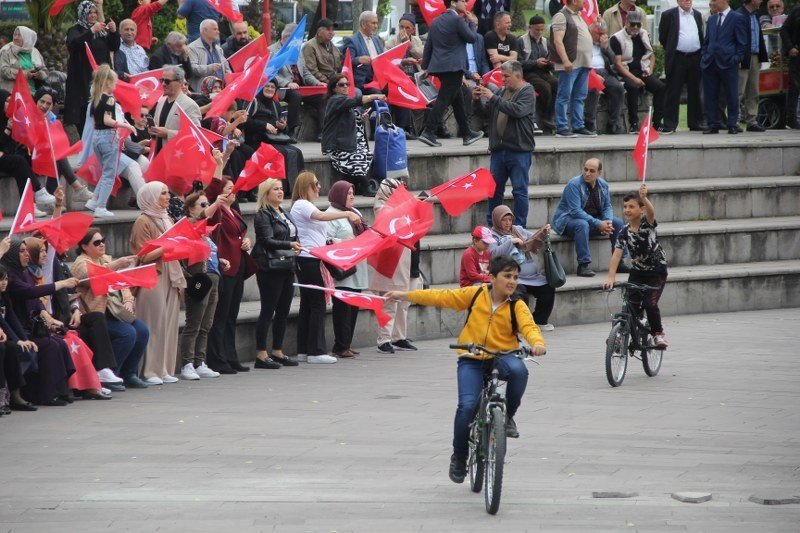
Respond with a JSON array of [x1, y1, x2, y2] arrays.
[[293, 283, 388, 300], [642, 106, 653, 183], [8, 178, 33, 238]]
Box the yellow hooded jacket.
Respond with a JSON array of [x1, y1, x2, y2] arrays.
[[407, 285, 545, 360]]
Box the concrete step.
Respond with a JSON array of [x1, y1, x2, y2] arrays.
[[192, 260, 800, 359]]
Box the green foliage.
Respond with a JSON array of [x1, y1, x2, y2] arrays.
[[652, 44, 664, 78], [0, 20, 30, 43], [377, 0, 392, 17], [152, 2, 179, 45]]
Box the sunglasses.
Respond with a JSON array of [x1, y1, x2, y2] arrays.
[[336, 82, 350, 87], [92, 238, 106, 246], [312, 182, 321, 188], [628, 23, 642, 27], [199, 202, 209, 208], [160, 78, 178, 84]]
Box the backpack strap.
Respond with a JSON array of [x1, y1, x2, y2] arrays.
[[466, 284, 520, 337]]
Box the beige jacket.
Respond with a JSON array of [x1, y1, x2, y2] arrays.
[[152, 91, 202, 140], [71, 254, 135, 314], [0, 44, 46, 92]]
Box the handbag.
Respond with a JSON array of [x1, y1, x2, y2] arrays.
[[106, 291, 136, 323], [542, 234, 566, 288], [186, 272, 213, 301], [324, 261, 357, 281], [267, 248, 296, 271], [29, 314, 50, 338], [265, 132, 292, 144]]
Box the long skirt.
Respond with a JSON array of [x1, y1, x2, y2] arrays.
[[22, 336, 74, 405], [136, 273, 181, 379]]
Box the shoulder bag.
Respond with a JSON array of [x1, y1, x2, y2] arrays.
[[542, 233, 567, 288]]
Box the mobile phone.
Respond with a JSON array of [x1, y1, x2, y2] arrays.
[[145, 114, 155, 128], [221, 138, 229, 152], [280, 110, 288, 121]]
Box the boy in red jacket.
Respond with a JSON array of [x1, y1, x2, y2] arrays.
[[132, 0, 169, 50], [459, 226, 492, 287]]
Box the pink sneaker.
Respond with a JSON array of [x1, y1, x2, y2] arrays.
[[654, 333, 669, 349]]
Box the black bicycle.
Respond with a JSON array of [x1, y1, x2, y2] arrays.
[[603, 282, 665, 387], [450, 343, 532, 515]]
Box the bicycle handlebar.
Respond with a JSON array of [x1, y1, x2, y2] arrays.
[[450, 343, 534, 358]]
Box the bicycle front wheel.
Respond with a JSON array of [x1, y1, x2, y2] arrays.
[[468, 415, 485, 493], [639, 331, 663, 377], [484, 406, 506, 515], [605, 322, 629, 387]]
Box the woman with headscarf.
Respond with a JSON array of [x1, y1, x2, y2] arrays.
[[489, 205, 557, 331], [0, 26, 47, 93], [130, 181, 187, 385], [0, 90, 56, 214], [368, 178, 417, 354], [64, 0, 120, 135], [0, 263, 37, 413], [325, 181, 369, 358], [243, 80, 306, 185]]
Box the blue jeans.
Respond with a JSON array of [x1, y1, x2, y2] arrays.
[[555, 67, 590, 132], [92, 129, 120, 208], [453, 355, 528, 460], [487, 150, 532, 227], [105, 316, 149, 380], [562, 216, 624, 266]]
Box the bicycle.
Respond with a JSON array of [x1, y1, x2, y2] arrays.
[[602, 282, 665, 387], [450, 342, 534, 515]]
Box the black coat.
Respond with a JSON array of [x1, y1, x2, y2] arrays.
[[148, 44, 193, 79], [251, 206, 298, 271], [658, 6, 704, 76], [321, 94, 360, 153], [63, 25, 120, 131]]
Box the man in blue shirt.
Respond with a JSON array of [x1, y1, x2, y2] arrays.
[[177, 0, 220, 43], [737, 0, 769, 132]]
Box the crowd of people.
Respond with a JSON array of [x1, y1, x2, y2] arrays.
[[1, 0, 791, 417]]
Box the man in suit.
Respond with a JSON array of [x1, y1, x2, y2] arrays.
[[148, 65, 202, 153], [419, 0, 484, 147], [737, 0, 769, 132], [187, 19, 231, 92], [659, 0, 705, 132], [341, 11, 384, 91], [701, 0, 747, 134]]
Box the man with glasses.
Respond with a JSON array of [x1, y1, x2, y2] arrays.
[[761, 0, 784, 28], [149, 65, 202, 152], [610, 10, 666, 133]]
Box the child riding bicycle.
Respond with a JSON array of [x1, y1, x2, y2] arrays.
[[603, 183, 669, 348], [386, 256, 546, 484]]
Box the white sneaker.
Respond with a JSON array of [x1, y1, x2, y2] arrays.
[[145, 376, 164, 385], [72, 186, 93, 202], [194, 363, 220, 378], [162, 374, 179, 383], [180, 363, 200, 380], [85, 198, 98, 211], [94, 207, 115, 218], [307, 354, 337, 364], [34, 207, 47, 217], [539, 323, 555, 332], [97, 368, 123, 383], [101, 387, 112, 395], [34, 188, 56, 206]]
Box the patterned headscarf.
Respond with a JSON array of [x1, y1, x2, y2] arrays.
[[200, 76, 223, 96], [373, 177, 403, 211], [77, 1, 105, 36]]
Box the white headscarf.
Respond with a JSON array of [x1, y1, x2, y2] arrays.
[[136, 181, 186, 289], [11, 26, 37, 54]]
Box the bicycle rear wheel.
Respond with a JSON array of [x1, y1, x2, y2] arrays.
[[639, 331, 663, 377], [605, 322, 629, 387], [468, 415, 485, 493], [484, 406, 506, 515]]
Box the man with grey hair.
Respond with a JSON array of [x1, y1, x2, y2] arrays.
[[149, 65, 202, 151], [341, 11, 383, 89], [187, 19, 231, 92], [115, 19, 149, 78], [149, 31, 193, 78], [474, 61, 537, 227]]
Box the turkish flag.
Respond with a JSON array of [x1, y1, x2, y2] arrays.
[[49, 0, 75, 15], [205, 0, 243, 22], [9, 179, 37, 236], [309, 230, 398, 272], [632, 114, 660, 181], [6, 70, 48, 149], [297, 86, 328, 97], [144, 108, 217, 194], [330, 288, 391, 327], [136, 217, 211, 265], [19, 212, 95, 255], [482, 68, 504, 88], [419, 0, 446, 27], [31, 119, 83, 178], [232, 143, 286, 193], [367, 241, 406, 278], [114, 79, 145, 120], [588, 69, 605, 92], [86, 262, 159, 295], [76, 153, 123, 197], [85, 42, 99, 71], [65, 330, 102, 391], [370, 184, 434, 247], [191, 218, 219, 237], [341, 49, 357, 98], [372, 42, 410, 88], [429, 168, 496, 216], [129, 68, 165, 110], [227, 34, 269, 72], [386, 77, 429, 109], [206, 53, 270, 117]]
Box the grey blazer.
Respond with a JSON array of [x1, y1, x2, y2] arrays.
[[152, 92, 202, 140]]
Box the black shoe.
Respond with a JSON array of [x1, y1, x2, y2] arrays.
[[616, 262, 631, 274], [703, 127, 719, 134], [10, 401, 37, 412], [418, 130, 441, 147], [216, 366, 238, 375], [728, 127, 740, 134], [574, 127, 597, 137], [377, 342, 395, 354], [230, 362, 250, 372], [435, 127, 452, 139], [272, 355, 299, 367], [254, 358, 281, 369], [606, 125, 621, 135], [629, 123, 639, 134], [576, 264, 596, 277], [403, 129, 417, 140], [462, 130, 484, 146], [124, 376, 150, 389], [102, 382, 126, 392], [505, 417, 519, 438], [43, 398, 68, 406], [81, 390, 112, 400], [746, 124, 766, 132], [657, 126, 675, 135], [0, 404, 10, 415], [392, 339, 418, 351], [449, 454, 467, 483]]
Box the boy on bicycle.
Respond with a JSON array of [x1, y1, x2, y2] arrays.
[[604, 183, 669, 348], [386, 256, 546, 483]]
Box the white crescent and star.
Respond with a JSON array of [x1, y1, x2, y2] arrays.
[[326, 247, 363, 262], [387, 215, 415, 240], [396, 86, 421, 103]]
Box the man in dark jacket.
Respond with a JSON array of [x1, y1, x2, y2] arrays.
[[221, 20, 250, 58], [148, 31, 193, 79], [474, 61, 536, 227], [781, 3, 800, 128], [737, 0, 769, 131], [419, 0, 484, 147]]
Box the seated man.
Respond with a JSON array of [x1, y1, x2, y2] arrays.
[[519, 15, 558, 131], [584, 20, 625, 134], [484, 11, 518, 69], [552, 158, 627, 277], [385, 255, 546, 483], [610, 11, 665, 132]]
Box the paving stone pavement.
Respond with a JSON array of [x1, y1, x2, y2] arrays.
[[1, 308, 799, 532]]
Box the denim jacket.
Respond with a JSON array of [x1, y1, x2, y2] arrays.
[[552, 175, 614, 234]]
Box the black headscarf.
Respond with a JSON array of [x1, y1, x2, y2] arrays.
[[0, 89, 11, 131], [0, 239, 25, 272]]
